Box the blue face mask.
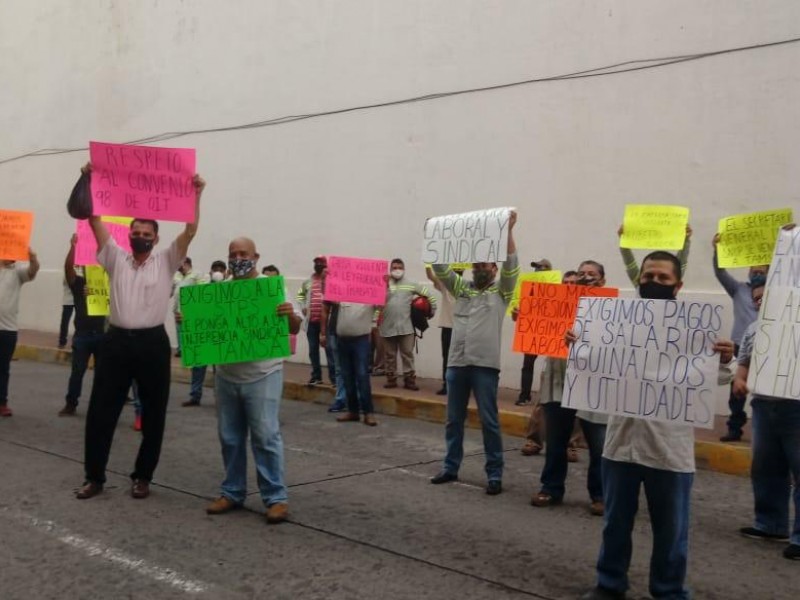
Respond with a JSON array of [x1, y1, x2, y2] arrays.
[[749, 273, 767, 288]]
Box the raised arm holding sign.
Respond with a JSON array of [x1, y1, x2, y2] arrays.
[[422, 207, 512, 264], [619, 204, 690, 251]]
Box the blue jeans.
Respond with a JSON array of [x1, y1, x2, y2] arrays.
[[338, 335, 373, 414], [215, 370, 287, 507], [443, 366, 503, 481], [540, 403, 605, 501], [328, 333, 347, 408], [597, 459, 693, 600], [65, 331, 104, 407], [750, 399, 800, 545], [307, 321, 335, 382], [190, 366, 208, 402]]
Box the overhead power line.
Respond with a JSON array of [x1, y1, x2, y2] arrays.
[[2, 34, 799, 167]]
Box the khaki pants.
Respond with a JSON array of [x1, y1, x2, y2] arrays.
[[371, 328, 385, 371], [383, 334, 415, 380]]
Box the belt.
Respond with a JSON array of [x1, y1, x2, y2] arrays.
[[108, 324, 165, 336]]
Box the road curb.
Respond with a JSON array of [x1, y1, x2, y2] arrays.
[[13, 343, 750, 477]]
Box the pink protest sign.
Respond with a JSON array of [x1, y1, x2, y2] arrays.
[[89, 141, 197, 223], [74, 218, 132, 265], [324, 256, 389, 306]]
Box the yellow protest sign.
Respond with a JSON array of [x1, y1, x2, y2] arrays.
[[716, 208, 793, 268], [508, 270, 562, 314], [85, 265, 110, 316], [619, 204, 689, 250]]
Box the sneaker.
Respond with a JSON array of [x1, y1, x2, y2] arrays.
[[307, 377, 323, 385], [133, 414, 142, 431], [515, 397, 532, 406], [720, 431, 743, 442], [435, 387, 447, 396], [327, 403, 346, 413], [57, 344, 67, 350], [384, 381, 398, 389], [783, 544, 800, 560], [58, 405, 77, 417], [181, 400, 200, 407], [0, 405, 12, 417], [266, 502, 289, 524], [739, 527, 789, 542]]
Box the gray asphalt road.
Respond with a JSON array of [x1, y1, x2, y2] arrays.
[[0, 361, 795, 600]]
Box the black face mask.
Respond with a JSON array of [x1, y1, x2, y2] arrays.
[[639, 281, 677, 300], [130, 237, 154, 254], [577, 276, 596, 286], [313, 264, 325, 275]]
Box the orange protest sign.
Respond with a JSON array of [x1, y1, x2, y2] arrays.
[[512, 282, 619, 358], [0, 210, 34, 261]]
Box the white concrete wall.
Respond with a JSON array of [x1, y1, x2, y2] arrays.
[[2, 1, 799, 408]]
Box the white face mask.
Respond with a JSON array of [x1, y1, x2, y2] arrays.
[[210, 271, 225, 282], [391, 269, 404, 280]]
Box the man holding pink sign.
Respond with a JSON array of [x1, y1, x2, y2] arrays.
[[75, 151, 204, 502]]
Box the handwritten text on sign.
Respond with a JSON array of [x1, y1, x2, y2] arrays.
[[620, 204, 690, 251], [85, 265, 110, 316], [0, 210, 33, 261], [89, 141, 196, 223], [179, 276, 290, 367], [562, 298, 724, 428], [716, 208, 793, 269], [75, 218, 132, 265], [422, 208, 511, 264], [512, 283, 618, 358], [507, 270, 563, 314], [748, 228, 800, 400], [324, 256, 389, 306]]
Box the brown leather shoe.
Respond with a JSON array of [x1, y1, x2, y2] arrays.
[[567, 447, 579, 463], [131, 479, 150, 499], [383, 380, 398, 389], [58, 405, 77, 417], [76, 481, 103, 499], [206, 496, 240, 514], [520, 440, 543, 456], [589, 500, 605, 516], [265, 502, 289, 524], [336, 412, 360, 422], [363, 413, 378, 427]]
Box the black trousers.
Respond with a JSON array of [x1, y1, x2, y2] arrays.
[[0, 330, 18, 404], [519, 354, 538, 401], [59, 305, 74, 346], [84, 325, 171, 484], [726, 343, 748, 433]]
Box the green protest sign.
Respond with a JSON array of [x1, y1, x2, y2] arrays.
[[179, 276, 291, 367]]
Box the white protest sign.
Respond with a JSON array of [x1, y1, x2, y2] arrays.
[[422, 207, 512, 264], [748, 228, 800, 400], [562, 297, 725, 428]]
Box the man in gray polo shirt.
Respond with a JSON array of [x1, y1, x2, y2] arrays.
[[76, 163, 205, 500], [429, 210, 519, 495]]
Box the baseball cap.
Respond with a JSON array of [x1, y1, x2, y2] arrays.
[[530, 258, 552, 270]]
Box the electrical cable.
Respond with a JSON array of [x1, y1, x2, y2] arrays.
[[1, 34, 799, 167]]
